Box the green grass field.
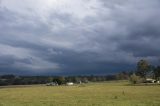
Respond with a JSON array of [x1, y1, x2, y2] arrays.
[[0, 81, 160, 106]]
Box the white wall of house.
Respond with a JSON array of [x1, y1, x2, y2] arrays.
[[66, 82, 74, 86]]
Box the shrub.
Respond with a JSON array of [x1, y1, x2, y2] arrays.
[[130, 74, 143, 84]]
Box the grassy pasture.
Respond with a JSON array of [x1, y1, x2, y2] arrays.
[[0, 81, 160, 106]]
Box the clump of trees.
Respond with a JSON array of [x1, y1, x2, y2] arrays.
[[136, 59, 151, 78], [0, 73, 132, 86], [115, 71, 131, 80], [130, 59, 160, 84], [0, 75, 119, 86]]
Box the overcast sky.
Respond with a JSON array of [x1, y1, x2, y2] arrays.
[[0, 0, 160, 75]]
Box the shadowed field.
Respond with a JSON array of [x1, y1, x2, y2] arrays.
[[0, 81, 160, 106]]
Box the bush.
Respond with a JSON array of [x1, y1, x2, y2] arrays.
[[130, 74, 143, 84]]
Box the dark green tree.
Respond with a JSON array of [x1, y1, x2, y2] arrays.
[[153, 66, 160, 80], [48, 77, 53, 82], [136, 59, 151, 78], [52, 77, 66, 85]]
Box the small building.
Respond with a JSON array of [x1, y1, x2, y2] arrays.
[[66, 82, 74, 86], [46, 82, 58, 86], [145, 78, 156, 83]]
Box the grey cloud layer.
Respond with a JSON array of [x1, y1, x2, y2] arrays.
[[0, 0, 160, 75]]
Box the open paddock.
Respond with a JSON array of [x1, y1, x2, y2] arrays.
[[0, 81, 160, 106]]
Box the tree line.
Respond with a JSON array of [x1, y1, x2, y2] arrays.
[[0, 74, 130, 86], [130, 59, 160, 84], [0, 59, 159, 86]]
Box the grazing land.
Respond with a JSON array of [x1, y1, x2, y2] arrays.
[[0, 81, 160, 106]]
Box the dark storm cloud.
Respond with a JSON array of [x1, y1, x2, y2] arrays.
[[99, 0, 160, 57], [0, 0, 160, 75]]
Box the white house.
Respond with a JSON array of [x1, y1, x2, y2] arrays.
[[66, 82, 74, 86], [145, 78, 156, 83], [46, 82, 58, 86]]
